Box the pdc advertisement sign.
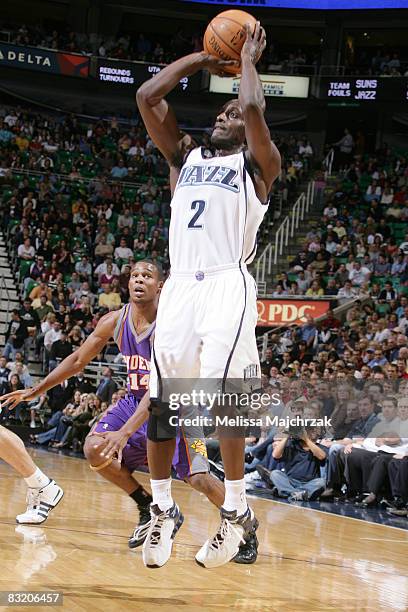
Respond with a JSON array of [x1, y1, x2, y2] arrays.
[[97, 58, 201, 93], [0, 43, 89, 77], [209, 74, 309, 98], [257, 299, 331, 327]]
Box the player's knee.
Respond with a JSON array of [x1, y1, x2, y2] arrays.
[[186, 472, 213, 496], [84, 436, 104, 464]]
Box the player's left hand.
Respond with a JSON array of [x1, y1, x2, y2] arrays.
[[93, 429, 130, 463], [200, 53, 239, 77], [241, 21, 266, 65], [0, 387, 40, 411]]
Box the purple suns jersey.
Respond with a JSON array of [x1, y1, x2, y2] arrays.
[[113, 303, 155, 400]]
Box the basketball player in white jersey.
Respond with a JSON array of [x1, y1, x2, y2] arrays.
[[136, 22, 281, 568]]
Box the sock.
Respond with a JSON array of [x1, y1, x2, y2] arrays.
[[223, 479, 247, 515], [129, 486, 153, 507], [150, 477, 173, 512], [24, 468, 51, 489]]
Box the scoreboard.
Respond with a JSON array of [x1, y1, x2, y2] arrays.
[[320, 77, 408, 102], [96, 58, 202, 92]]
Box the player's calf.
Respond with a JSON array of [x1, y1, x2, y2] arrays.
[[185, 472, 224, 507], [84, 435, 153, 548]]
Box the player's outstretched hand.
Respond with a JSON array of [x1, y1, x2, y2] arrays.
[[200, 53, 239, 77], [0, 387, 39, 411], [241, 21, 266, 65], [93, 429, 130, 463]]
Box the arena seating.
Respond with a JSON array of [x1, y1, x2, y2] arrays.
[[0, 103, 310, 441], [0, 99, 407, 518]]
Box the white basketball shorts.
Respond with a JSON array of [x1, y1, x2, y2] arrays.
[[149, 263, 260, 401]]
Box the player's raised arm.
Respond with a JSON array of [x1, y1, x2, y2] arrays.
[[136, 53, 237, 168], [0, 310, 120, 409], [239, 22, 281, 200]]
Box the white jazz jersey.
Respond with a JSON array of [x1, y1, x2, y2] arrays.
[[169, 147, 267, 271], [150, 147, 267, 400]]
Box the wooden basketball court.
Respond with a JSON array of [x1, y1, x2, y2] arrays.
[[1, 449, 407, 611]]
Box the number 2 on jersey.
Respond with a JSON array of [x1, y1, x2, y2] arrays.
[[188, 199, 206, 229]]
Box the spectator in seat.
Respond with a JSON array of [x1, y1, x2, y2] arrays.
[[17, 237, 35, 261], [323, 202, 338, 219], [117, 208, 133, 231], [110, 159, 128, 180], [114, 237, 134, 264], [0, 356, 10, 392], [33, 294, 54, 322], [75, 255, 92, 282], [337, 280, 358, 304], [98, 283, 121, 311], [26, 255, 47, 285], [96, 366, 117, 404], [19, 298, 40, 336], [349, 261, 371, 287], [12, 361, 32, 388], [44, 321, 62, 367], [94, 256, 120, 279], [345, 396, 406, 506], [47, 378, 75, 414], [0, 373, 25, 423], [30, 280, 53, 304], [73, 370, 95, 393], [368, 349, 388, 369], [95, 237, 114, 263], [74, 282, 96, 308], [98, 262, 119, 287], [49, 330, 73, 371], [3, 310, 29, 361], [267, 428, 327, 501], [373, 255, 391, 277], [300, 314, 317, 350], [379, 281, 397, 302], [321, 395, 381, 498]]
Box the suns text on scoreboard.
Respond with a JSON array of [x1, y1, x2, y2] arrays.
[[327, 79, 378, 100]]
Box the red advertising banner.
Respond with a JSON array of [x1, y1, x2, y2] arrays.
[[257, 299, 331, 327]]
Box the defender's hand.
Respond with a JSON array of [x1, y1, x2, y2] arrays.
[[0, 387, 40, 411], [93, 429, 130, 463], [241, 21, 266, 65]]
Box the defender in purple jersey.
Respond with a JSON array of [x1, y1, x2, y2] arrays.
[[1, 262, 260, 562], [91, 299, 209, 492]]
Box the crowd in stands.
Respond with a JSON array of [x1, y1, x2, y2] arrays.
[[238, 139, 408, 517], [0, 99, 407, 516], [0, 103, 309, 448], [1, 22, 319, 75], [349, 49, 408, 77]]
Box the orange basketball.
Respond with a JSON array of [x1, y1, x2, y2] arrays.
[[203, 10, 257, 75]]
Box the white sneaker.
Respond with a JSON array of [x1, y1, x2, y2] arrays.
[[195, 506, 257, 569], [16, 480, 64, 524], [142, 503, 184, 568], [30, 421, 36, 429]]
